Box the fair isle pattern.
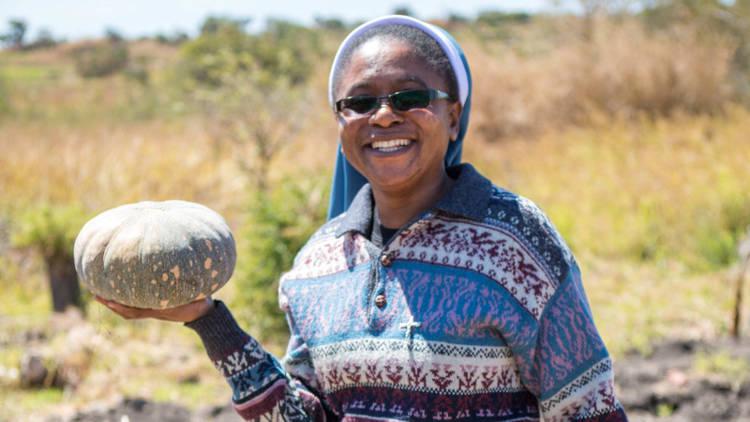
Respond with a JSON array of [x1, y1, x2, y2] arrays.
[[280, 265, 372, 341], [227, 355, 285, 402], [234, 379, 313, 422], [188, 165, 627, 421], [485, 187, 571, 282], [282, 232, 370, 281], [539, 358, 617, 415], [309, 338, 513, 360], [331, 387, 540, 420], [339, 414, 537, 422], [309, 338, 524, 394], [213, 336, 266, 377], [545, 378, 621, 422], [388, 215, 558, 319]]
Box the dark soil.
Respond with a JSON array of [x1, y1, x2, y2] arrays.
[[616, 338, 750, 421], [50, 338, 750, 422]]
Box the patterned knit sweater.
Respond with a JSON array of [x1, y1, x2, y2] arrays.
[[186, 164, 628, 421]]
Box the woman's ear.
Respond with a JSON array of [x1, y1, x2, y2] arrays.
[[448, 101, 462, 142]]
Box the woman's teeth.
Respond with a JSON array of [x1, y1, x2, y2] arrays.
[[370, 139, 412, 152]]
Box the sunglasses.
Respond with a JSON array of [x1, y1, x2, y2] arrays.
[[335, 89, 452, 115]]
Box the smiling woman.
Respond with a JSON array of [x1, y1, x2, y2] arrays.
[[98, 15, 628, 421], [334, 33, 462, 230]]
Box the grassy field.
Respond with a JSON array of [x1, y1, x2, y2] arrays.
[[1, 14, 750, 419]]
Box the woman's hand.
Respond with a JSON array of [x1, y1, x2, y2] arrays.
[[94, 296, 215, 323]]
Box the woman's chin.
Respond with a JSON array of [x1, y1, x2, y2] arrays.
[[366, 168, 423, 194]]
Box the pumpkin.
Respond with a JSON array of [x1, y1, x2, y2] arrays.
[[74, 200, 236, 309]]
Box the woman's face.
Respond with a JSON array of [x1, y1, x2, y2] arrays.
[[335, 37, 461, 195]]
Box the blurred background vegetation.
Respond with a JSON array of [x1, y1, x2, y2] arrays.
[[1, 0, 750, 419]]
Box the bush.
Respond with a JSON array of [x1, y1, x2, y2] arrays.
[[477, 10, 532, 26], [177, 24, 254, 87], [26, 29, 58, 50], [70, 41, 129, 78], [231, 174, 329, 345], [11, 202, 89, 312], [177, 18, 321, 88], [0, 73, 11, 116], [693, 191, 750, 271]]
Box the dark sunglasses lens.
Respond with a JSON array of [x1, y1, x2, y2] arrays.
[[343, 96, 378, 113], [392, 90, 431, 111]]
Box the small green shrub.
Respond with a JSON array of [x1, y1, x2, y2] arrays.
[[12, 203, 86, 259], [692, 179, 750, 271], [694, 351, 750, 385], [177, 18, 321, 89], [232, 174, 329, 345], [70, 41, 129, 78], [12, 202, 89, 312], [0, 72, 11, 116]]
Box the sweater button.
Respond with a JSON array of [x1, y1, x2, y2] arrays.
[[380, 253, 393, 267], [374, 294, 387, 308]]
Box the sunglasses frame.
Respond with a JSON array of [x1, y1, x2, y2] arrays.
[[335, 88, 452, 115]]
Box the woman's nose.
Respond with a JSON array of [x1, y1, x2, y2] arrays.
[[368, 101, 403, 127]]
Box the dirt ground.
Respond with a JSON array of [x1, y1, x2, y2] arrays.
[[45, 338, 750, 422], [617, 338, 750, 421]]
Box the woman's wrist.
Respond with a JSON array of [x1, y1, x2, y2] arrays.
[[184, 300, 253, 361], [186, 297, 216, 323]]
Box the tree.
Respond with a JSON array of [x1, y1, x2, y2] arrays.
[[155, 31, 189, 45], [447, 13, 469, 25], [27, 28, 57, 50], [392, 6, 415, 16], [179, 21, 323, 340], [1, 19, 28, 50], [193, 67, 312, 192], [179, 22, 255, 86], [104, 27, 124, 42], [12, 203, 88, 313], [476, 11, 532, 26], [314, 16, 346, 31], [200, 15, 250, 35], [70, 40, 129, 78]]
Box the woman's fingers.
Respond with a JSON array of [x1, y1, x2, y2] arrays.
[[95, 296, 153, 319], [94, 295, 214, 323], [156, 297, 215, 322]]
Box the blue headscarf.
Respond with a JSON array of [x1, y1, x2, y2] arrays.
[[326, 15, 473, 220]]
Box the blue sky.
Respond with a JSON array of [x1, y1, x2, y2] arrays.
[[0, 0, 569, 40]]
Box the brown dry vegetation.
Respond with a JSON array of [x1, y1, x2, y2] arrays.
[[465, 18, 734, 139]]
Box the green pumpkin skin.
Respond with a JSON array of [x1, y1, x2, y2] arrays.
[[74, 200, 236, 309]]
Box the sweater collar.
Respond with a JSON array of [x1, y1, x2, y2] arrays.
[[335, 163, 493, 237]]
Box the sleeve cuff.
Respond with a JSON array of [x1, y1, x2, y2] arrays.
[[185, 300, 252, 360]]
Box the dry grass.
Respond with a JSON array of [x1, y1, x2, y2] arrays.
[[462, 108, 750, 354], [465, 18, 734, 140], [466, 107, 750, 269], [0, 120, 248, 222]]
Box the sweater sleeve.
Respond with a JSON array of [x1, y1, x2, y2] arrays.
[[532, 262, 628, 421], [185, 300, 328, 421]]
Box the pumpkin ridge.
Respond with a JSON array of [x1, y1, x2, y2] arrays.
[[101, 212, 142, 272]]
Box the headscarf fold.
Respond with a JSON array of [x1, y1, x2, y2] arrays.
[[326, 15, 473, 220]]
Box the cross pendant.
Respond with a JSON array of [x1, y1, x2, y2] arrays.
[[399, 317, 421, 339]]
